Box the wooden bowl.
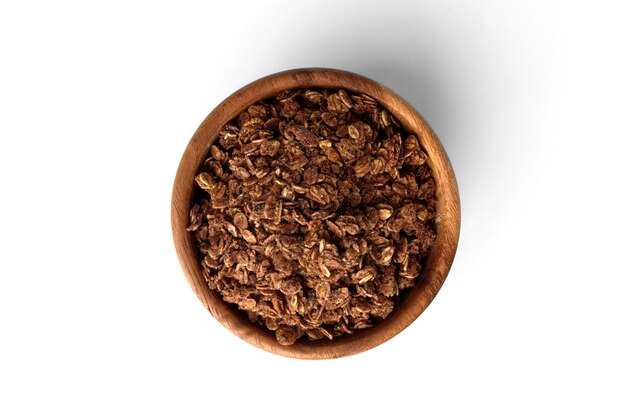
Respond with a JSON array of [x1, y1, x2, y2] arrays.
[[171, 68, 460, 359]]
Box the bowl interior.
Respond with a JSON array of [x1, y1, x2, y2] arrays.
[[171, 68, 460, 359]]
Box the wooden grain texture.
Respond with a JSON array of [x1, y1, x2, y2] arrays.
[[171, 68, 461, 359]]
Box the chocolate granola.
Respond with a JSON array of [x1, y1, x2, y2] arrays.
[[187, 89, 437, 345]]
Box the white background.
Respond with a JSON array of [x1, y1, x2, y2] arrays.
[[1, 1, 625, 416]]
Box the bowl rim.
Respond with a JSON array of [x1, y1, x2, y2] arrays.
[[171, 68, 460, 359]]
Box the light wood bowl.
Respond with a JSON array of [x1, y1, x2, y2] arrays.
[[172, 68, 460, 359]]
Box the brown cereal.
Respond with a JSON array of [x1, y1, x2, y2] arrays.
[[188, 89, 437, 345]]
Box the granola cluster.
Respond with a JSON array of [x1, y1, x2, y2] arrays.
[[188, 89, 437, 345]]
